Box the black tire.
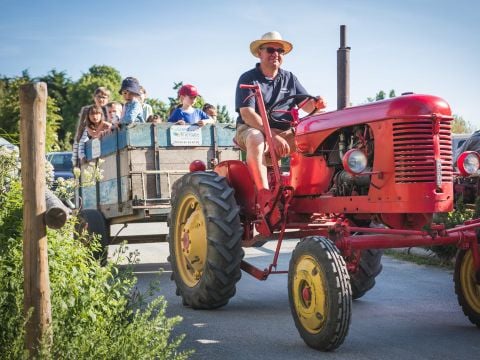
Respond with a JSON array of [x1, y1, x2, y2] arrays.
[[168, 171, 244, 309], [77, 209, 110, 261], [454, 247, 480, 327], [350, 249, 383, 300], [288, 236, 352, 351]]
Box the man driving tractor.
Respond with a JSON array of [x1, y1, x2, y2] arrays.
[[235, 31, 327, 222]]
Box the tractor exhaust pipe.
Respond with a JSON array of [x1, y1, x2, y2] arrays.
[[337, 25, 350, 110]]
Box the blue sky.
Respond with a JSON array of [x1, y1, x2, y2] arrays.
[[1, 0, 479, 129]]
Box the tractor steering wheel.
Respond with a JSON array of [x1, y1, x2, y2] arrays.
[[267, 94, 318, 126]]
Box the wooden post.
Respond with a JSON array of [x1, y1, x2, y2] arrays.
[[19, 82, 52, 355]]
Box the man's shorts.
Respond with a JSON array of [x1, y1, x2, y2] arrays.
[[235, 124, 296, 154]]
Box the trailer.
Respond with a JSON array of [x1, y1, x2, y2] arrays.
[[76, 122, 240, 247]]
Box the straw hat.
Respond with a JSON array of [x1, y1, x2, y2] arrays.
[[250, 31, 293, 57]]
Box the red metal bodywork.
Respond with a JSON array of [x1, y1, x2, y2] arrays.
[[213, 85, 480, 281], [291, 94, 453, 216]]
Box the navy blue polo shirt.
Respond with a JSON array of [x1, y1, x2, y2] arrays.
[[235, 63, 309, 130]]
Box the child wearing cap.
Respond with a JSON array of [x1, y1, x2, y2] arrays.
[[119, 77, 145, 125], [168, 84, 212, 126]]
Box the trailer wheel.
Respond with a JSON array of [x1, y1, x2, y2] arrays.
[[77, 209, 110, 261], [454, 247, 480, 327], [350, 249, 383, 300], [169, 171, 244, 309], [288, 236, 352, 351]]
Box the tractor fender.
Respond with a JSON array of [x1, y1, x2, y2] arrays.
[[214, 160, 256, 218]]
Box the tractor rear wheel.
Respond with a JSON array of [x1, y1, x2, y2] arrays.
[[454, 247, 480, 327], [288, 236, 352, 351], [76, 209, 110, 262], [168, 171, 244, 309], [350, 249, 383, 300]]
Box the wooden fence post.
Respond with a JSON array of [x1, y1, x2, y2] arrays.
[[19, 82, 52, 356]]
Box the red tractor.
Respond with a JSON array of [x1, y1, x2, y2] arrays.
[[168, 83, 480, 351]]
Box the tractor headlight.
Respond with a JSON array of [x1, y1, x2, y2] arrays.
[[457, 151, 480, 176], [342, 149, 368, 175]]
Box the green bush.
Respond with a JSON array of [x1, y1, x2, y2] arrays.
[[0, 151, 191, 359], [429, 195, 475, 261]]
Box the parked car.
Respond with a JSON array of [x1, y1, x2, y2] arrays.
[[453, 131, 480, 205], [46, 151, 74, 181], [0, 136, 19, 152], [452, 133, 471, 162]]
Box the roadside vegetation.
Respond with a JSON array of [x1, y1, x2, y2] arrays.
[[385, 196, 479, 268], [0, 149, 191, 359]]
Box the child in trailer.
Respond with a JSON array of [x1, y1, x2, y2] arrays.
[[168, 84, 213, 126], [203, 103, 218, 122], [72, 87, 110, 167], [74, 105, 112, 165], [118, 77, 145, 126], [139, 86, 154, 121]]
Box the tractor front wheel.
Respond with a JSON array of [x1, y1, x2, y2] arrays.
[[350, 249, 383, 300], [454, 247, 480, 327], [168, 171, 244, 309], [288, 236, 352, 351]]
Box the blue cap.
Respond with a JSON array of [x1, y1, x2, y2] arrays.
[[119, 77, 141, 95]]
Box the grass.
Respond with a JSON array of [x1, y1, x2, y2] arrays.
[[384, 249, 455, 270]]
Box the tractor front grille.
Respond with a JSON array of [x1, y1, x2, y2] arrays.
[[392, 119, 452, 183]]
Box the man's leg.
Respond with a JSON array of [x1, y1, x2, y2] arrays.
[[236, 125, 269, 190], [245, 130, 269, 190]]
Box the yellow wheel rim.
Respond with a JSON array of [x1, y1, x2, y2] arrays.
[[174, 193, 208, 287], [292, 255, 327, 333], [460, 249, 480, 313]]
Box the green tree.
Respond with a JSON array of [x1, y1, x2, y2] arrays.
[[367, 89, 396, 102], [0, 73, 61, 151], [216, 104, 233, 123], [36, 69, 72, 112], [145, 98, 170, 121], [62, 65, 122, 144], [452, 114, 473, 134]]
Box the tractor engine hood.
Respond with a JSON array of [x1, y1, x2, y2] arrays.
[[295, 94, 451, 154]]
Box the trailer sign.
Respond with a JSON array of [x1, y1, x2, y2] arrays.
[[170, 125, 203, 146]]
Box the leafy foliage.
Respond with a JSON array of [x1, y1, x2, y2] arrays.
[[0, 73, 62, 152], [216, 104, 234, 123], [429, 196, 474, 260], [0, 152, 191, 359], [366, 89, 396, 102], [452, 114, 473, 134]]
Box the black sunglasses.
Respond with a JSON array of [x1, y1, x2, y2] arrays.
[[261, 47, 285, 54]]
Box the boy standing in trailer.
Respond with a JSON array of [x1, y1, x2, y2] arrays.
[[168, 84, 212, 126]]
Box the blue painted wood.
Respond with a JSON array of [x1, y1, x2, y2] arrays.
[[99, 178, 119, 205], [82, 186, 97, 209], [85, 123, 237, 160]]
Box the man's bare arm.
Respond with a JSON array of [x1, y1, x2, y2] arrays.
[[301, 96, 327, 114], [239, 107, 265, 131]]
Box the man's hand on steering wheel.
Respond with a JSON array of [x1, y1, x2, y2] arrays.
[[267, 94, 324, 126], [313, 96, 327, 111]]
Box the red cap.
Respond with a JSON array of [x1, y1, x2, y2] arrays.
[[178, 84, 199, 97]]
